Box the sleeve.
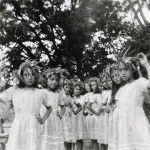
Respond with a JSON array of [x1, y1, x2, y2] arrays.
[[138, 77, 150, 93], [80, 96, 85, 106], [41, 90, 51, 108], [0, 87, 14, 103], [102, 93, 107, 105], [58, 95, 65, 106], [97, 94, 103, 105], [89, 95, 95, 104], [107, 91, 112, 104]]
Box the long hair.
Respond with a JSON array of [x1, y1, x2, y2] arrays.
[[42, 68, 60, 89], [109, 64, 123, 104], [89, 77, 100, 94], [17, 60, 40, 88]]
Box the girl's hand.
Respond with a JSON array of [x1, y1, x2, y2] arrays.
[[57, 110, 60, 117], [36, 114, 43, 124], [68, 110, 72, 117], [137, 53, 148, 66], [58, 112, 63, 119], [75, 102, 81, 108]]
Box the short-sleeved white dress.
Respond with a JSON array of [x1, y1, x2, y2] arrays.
[[71, 96, 85, 142], [41, 90, 64, 150], [109, 77, 150, 150], [100, 90, 111, 144], [86, 93, 102, 141], [0, 87, 49, 150], [61, 95, 73, 142]]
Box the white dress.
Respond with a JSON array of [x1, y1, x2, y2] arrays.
[[86, 93, 102, 141], [71, 96, 85, 141], [61, 95, 73, 142], [109, 77, 150, 150], [0, 87, 49, 150], [100, 90, 111, 144], [41, 90, 64, 150]]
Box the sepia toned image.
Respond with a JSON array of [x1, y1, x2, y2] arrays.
[[0, 0, 150, 150]]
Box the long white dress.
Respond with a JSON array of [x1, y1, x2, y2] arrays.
[[100, 90, 111, 144], [41, 90, 64, 150], [61, 95, 73, 142], [0, 87, 50, 150], [86, 93, 102, 141], [71, 96, 85, 141], [109, 77, 150, 150]]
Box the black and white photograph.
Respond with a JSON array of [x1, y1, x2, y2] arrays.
[[0, 0, 150, 150]]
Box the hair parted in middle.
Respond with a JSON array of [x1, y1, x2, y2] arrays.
[[17, 59, 40, 88]]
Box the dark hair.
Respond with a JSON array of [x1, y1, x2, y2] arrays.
[[89, 77, 100, 94], [84, 78, 92, 93], [109, 65, 123, 104], [101, 74, 109, 90], [44, 72, 60, 90], [17, 66, 39, 88]]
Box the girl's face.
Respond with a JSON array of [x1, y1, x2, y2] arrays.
[[59, 75, 66, 87], [85, 83, 91, 93], [47, 74, 59, 91], [64, 84, 71, 95], [101, 76, 109, 89], [74, 86, 81, 96], [22, 68, 35, 87], [119, 62, 133, 82], [90, 81, 98, 93], [111, 70, 121, 85], [107, 77, 112, 88], [98, 82, 103, 91]]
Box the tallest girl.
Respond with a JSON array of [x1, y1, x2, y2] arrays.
[[0, 60, 51, 150]]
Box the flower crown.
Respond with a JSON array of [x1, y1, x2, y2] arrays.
[[18, 59, 40, 78], [55, 67, 70, 77], [43, 68, 60, 79], [102, 65, 111, 78], [89, 77, 100, 84], [120, 57, 140, 71]]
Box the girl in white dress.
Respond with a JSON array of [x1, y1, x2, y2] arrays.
[[61, 79, 73, 150], [41, 68, 65, 150], [82, 79, 93, 140], [86, 77, 102, 150], [71, 81, 84, 150], [109, 53, 150, 150], [0, 60, 52, 150], [108, 63, 123, 148], [98, 72, 112, 150]]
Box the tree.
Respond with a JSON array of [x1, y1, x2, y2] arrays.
[[121, 0, 150, 56], [0, 0, 135, 79]]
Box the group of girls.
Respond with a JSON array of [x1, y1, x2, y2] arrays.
[[0, 52, 150, 150]]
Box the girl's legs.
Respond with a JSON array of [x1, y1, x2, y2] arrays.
[[64, 142, 67, 150], [65, 142, 72, 150], [101, 144, 108, 150], [92, 140, 99, 150], [76, 140, 83, 150], [67, 143, 72, 150], [71, 143, 76, 150]]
